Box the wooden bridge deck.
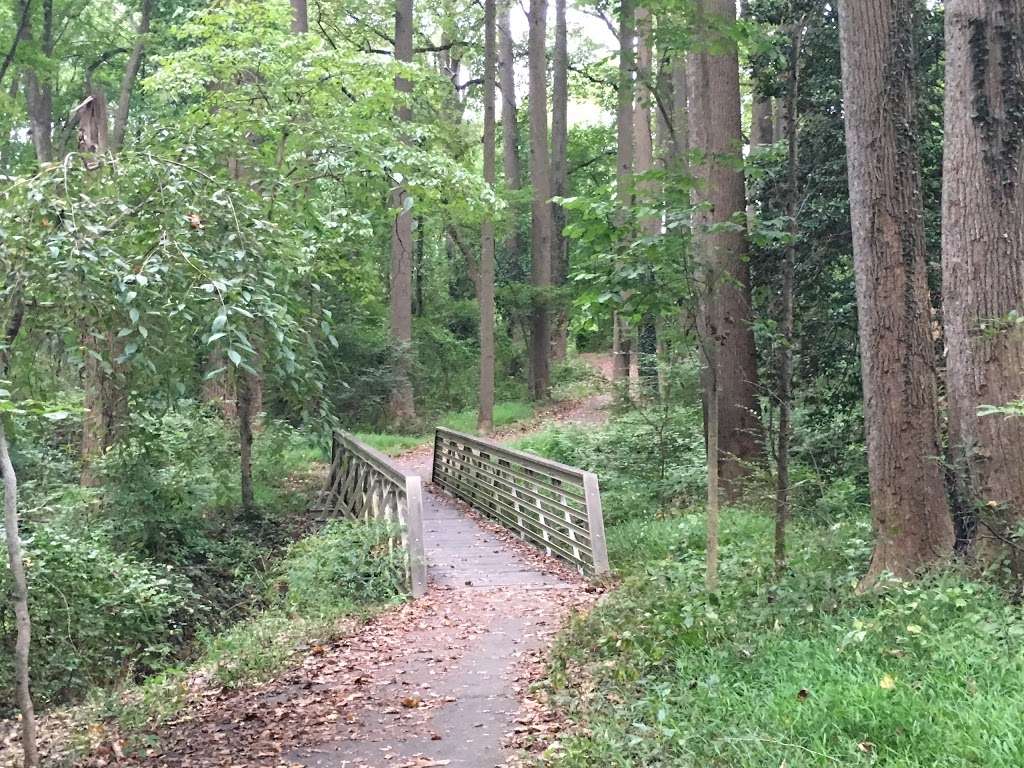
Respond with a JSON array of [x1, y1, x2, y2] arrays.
[[288, 448, 581, 768]]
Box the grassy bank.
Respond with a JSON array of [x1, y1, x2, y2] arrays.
[[516, 413, 1024, 768]]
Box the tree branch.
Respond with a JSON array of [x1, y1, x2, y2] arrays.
[[0, 0, 34, 88]]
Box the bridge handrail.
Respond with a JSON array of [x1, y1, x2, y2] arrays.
[[431, 427, 610, 575], [316, 430, 427, 597]]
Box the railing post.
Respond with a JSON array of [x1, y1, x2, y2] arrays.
[[582, 471, 610, 575], [405, 475, 428, 597]]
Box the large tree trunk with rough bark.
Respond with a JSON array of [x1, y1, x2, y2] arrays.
[[688, 0, 762, 495], [527, 0, 552, 400], [612, 0, 635, 385], [1, 419, 39, 768], [479, 0, 497, 434], [550, 0, 569, 361], [388, 0, 416, 425], [837, 0, 953, 586], [942, 0, 1024, 579]]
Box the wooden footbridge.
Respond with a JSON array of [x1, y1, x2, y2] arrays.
[[317, 426, 610, 596], [296, 428, 609, 766]]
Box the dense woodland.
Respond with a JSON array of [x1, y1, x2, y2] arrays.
[[1, 0, 1023, 765]]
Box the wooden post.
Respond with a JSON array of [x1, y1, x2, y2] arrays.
[[405, 475, 428, 597], [583, 471, 610, 575]]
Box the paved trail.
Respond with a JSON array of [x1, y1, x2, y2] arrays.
[[288, 449, 580, 768], [74, 376, 612, 768]]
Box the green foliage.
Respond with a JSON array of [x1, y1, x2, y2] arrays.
[[179, 519, 405, 690], [546, 510, 1024, 768], [269, 520, 406, 619], [98, 408, 238, 562], [550, 357, 606, 402], [513, 400, 708, 524], [355, 400, 536, 454], [0, 526, 198, 712]]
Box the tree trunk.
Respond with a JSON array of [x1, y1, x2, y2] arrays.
[[550, 0, 569, 361], [1, 418, 39, 768], [837, 0, 953, 586], [775, 24, 802, 576], [498, 0, 523, 264], [688, 0, 762, 496], [388, 0, 416, 425], [479, 0, 497, 434], [291, 0, 308, 33], [237, 370, 255, 515], [80, 331, 125, 486], [527, 0, 553, 401], [942, 0, 1024, 579], [671, 57, 689, 169], [110, 0, 153, 150], [634, 7, 659, 398], [612, 0, 635, 385], [23, 0, 53, 164], [751, 97, 774, 148], [705, 345, 720, 593]]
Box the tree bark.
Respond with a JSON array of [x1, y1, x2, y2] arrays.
[[479, 0, 497, 434], [942, 0, 1024, 579], [612, 0, 635, 385], [388, 0, 416, 425], [291, 0, 309, 33], [23, 0, 53, 164], [110, 0, 153, 150], [705, 346, 720, 593], [527, 0, 553, 400], [80, 331, 125, 486], [498, 0, 524, 265], [775, 23, 802, 575], [837, 0, 953, 586], [634, 7, 659, 398], [688, 0, 762, 495], [751, 97, 774, 147], [1, 418, 39, 768], [550, 0, 569, 361], [237, 370, 256, 515]]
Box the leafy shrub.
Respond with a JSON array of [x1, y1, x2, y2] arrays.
[[201, 520, 406, 687], [0, 525, 198, 712], [97, 406, 236, 563], [513, 405, 707, 524], [550, 357, 606, 401], [269, 519, 406, 617]]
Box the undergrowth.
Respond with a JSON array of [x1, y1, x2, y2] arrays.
[[100, 519, 406, 732], [517, 408, 1024, 768]]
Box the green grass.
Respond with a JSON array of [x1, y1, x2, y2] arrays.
[[507, 413, 1024, 768], [355, 400, 536, 455], [541, 508, 1024, 768]]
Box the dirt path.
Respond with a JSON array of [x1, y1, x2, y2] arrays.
[[80, 361, 614, 768]]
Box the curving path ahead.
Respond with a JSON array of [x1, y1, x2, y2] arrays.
[[286, 449, 581, 768]]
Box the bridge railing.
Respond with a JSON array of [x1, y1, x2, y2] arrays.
[[431, 427, 610, 576], [315, 431, 427, 597]]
